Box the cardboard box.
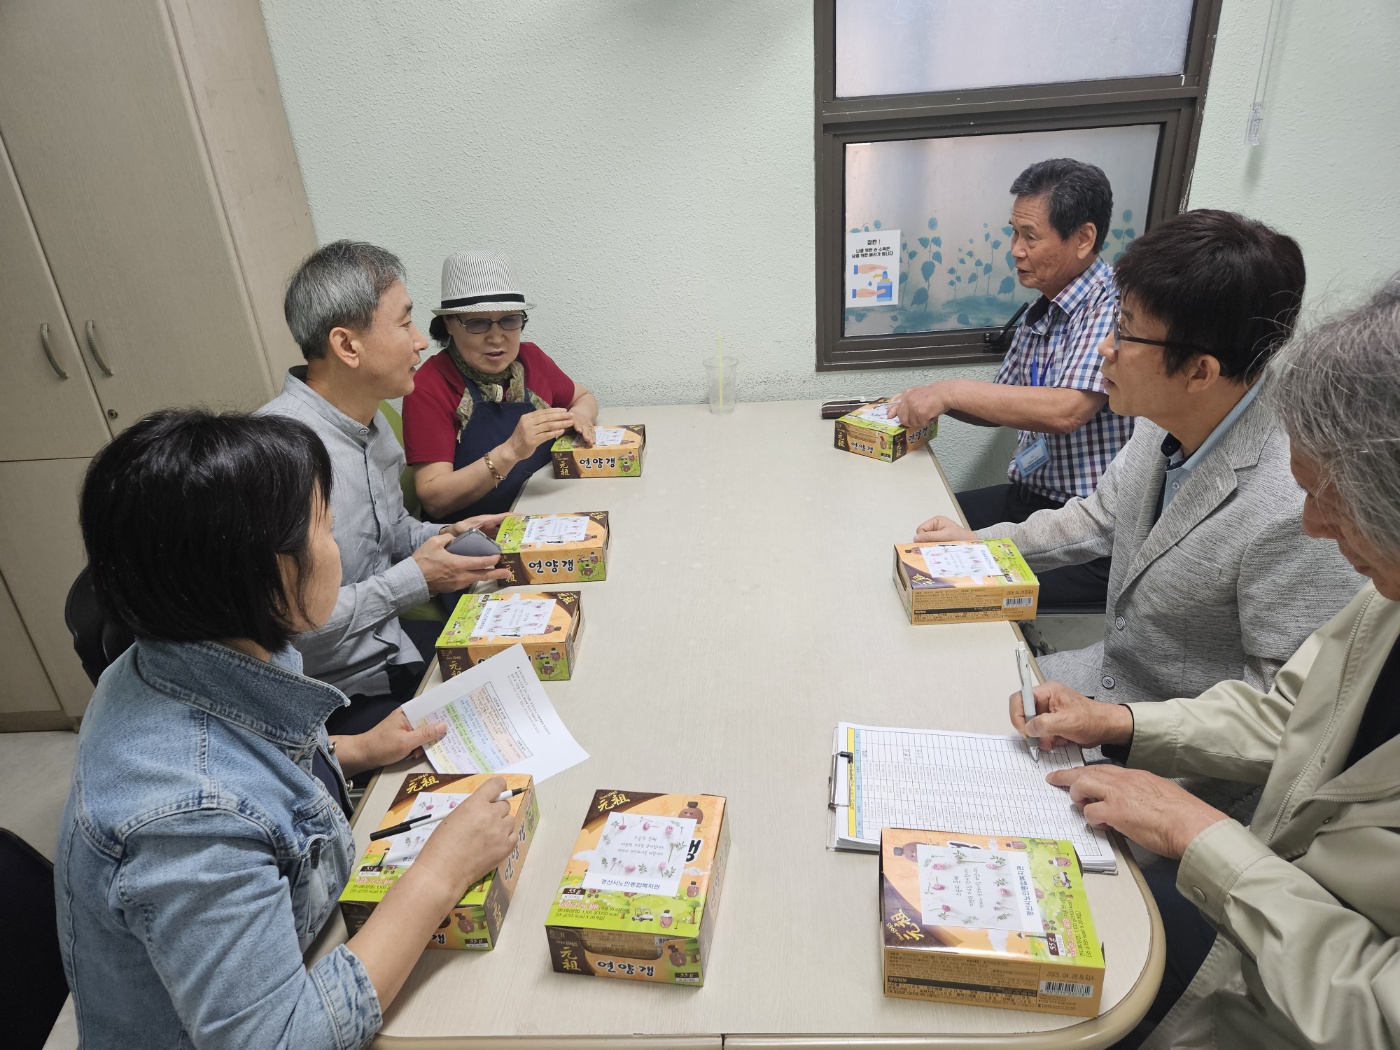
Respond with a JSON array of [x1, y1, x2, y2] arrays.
[[497, 511, 609, 585], [545, 790, 729, 986], [893, 539, 1039, 624], [436, 591, 583, 682], [340, 772, 538, 951], [880, 829, 1104, 1017], [552, 425, 646, 478], [835, 399, 936, 463]]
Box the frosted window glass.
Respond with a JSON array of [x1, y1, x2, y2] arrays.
[[836, 0, 1193, 97], [843, 124, 1158, 337]]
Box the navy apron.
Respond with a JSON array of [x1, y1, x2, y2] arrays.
[[435, 378, 554, 522]]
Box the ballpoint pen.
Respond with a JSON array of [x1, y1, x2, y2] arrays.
[[1016, 644, 1040, 763], [369, 787, 524, 841]]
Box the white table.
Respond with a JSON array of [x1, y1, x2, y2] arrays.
[[314, 401, 1162, 1048]]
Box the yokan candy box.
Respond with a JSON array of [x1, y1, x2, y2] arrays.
[[551, 424, 646, 478], [880, 828, 1104, 1017], [339, 772, 538, 950], [496, 511, 609, 586], [436, 590, 583, 682], [893, 538, 1039, 624], [835, 398, 936, 463], [544, 790, 729, 986]]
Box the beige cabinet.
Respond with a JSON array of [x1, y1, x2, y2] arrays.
[[0, 575, 69, 733], [0, 0, 317, 725]]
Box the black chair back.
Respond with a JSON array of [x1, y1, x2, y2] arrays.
[[64, 566, 134, 687], [1, 828, 69, 1049]]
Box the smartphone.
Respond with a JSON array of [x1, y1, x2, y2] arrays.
[[446, 527, 502, 558]]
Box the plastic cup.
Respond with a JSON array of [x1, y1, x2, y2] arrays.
[[704, 356, 737, 414]]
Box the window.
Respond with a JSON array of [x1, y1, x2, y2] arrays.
[[816, 0, 1223, 370]]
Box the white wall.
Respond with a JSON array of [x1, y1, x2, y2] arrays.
[[259, 0, 1399, 492]]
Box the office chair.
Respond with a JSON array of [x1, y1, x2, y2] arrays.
[[1, 828, 69, 1050], [63, 569, 352, 817]]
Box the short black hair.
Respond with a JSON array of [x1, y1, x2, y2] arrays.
[[1114, 209, 1305, 383], [284, 240, 406, 361], [80, 410, 333, 652], [1009, 158, 1114, 252]]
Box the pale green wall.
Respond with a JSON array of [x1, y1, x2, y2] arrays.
[[259, 0, 1398, 493]]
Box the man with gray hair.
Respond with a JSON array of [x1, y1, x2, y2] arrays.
[[259, 240, 510, 734]]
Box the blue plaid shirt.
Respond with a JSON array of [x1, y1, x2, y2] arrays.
[[994, 257, 1133, 503]]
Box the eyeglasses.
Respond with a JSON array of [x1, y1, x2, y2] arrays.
[[1112, 313, 1212, 356], [452, 313, 527, 334]]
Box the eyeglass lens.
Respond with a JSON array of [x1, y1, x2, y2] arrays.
[[458, 313, 525, 334]]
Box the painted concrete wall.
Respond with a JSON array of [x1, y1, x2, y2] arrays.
[[259, 0, 1398, 492]]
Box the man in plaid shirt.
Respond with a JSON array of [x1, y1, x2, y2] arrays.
[[891, 159, 1132, 608]]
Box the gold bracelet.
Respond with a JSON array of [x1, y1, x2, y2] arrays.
[[483, 452, 505, 486]]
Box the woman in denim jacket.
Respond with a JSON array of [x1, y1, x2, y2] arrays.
[[56, 410, 518, 1050]]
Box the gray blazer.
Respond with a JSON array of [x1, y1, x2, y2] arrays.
[[981, 392, 1363, 707]]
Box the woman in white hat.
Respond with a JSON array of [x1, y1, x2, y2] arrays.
[[403, 251, 597, 521]]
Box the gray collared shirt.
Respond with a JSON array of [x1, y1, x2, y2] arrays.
[[1160, 381, 1262, 512], [257, 368, 438, 696]]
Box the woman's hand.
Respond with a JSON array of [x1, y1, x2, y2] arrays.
[[1046, 765, 1228, 860], [411, 776, 518, 894], [333, 713, 448, 778], [505, 408, 573, 462], [914, 514, 976, 543], [441, 513, 509, 539], [1010, 681, 1135, 751], [569, 411, 597, 447]]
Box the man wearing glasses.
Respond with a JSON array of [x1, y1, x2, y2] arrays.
[[913, 210, 1361, 813]]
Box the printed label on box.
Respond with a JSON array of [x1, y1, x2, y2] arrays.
[[856, 402, 902, 426], [590, 428, 627, 447], [469, 598, 557, 639], [917, 844, 1041, 934], [382, 792, 472, 866], [919, 543, 1008, 583], [524, 515, 591, 545], [581, 814, 697, 897]]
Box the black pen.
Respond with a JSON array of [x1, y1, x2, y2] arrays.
[[369, 787, 525, 841]]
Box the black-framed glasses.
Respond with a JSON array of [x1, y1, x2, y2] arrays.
[[1112, 313, 1211, 355], [453, 312, 527, 334]]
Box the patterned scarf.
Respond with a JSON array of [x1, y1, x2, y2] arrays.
[[445, 341, 546, 437]]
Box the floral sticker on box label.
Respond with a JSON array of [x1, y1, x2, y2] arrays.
[[917, 843, 1041, 934], [523, 515, 590, 545], [589, 428, 628, 447], [469, 598, 557, 639], [918, 542, 1007, 584], [581, 814, 697, 897]]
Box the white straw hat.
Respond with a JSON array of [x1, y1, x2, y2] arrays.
[[432, 251, 536, 315]]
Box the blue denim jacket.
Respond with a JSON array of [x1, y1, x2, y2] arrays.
[[55, 639, 382, 1049]]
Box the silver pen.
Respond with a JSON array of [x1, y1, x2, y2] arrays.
[[1016, 644, 1040, 763]]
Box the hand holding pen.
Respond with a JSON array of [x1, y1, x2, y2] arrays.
[[1009, 679, 1136, 753], [1015, 644, 1040, 762], [371, 787, 525, 841]]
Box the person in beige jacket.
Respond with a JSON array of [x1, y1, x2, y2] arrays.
[[1013, 277, 1400, 1048]]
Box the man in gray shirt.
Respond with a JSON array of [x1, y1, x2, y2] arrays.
[[259, 241, 511, 733]]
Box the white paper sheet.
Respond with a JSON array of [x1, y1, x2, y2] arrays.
[[469, 597, 556, 639], [918, 542, 1006, 583], [522, 514, 589, 545], [917, 843, 1041, 933], [590, 427, 627, 447], [830, 722, 1116, 873], [400, 645, 588, 782], [580, 814, 697, 896]]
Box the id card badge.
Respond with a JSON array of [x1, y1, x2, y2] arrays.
[[1015, 436, 1051, 475]]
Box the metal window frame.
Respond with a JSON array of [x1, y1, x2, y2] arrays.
[[814, 0, 1225, 371]]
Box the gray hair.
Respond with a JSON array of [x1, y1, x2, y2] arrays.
[[284, 240, 407, 361], [1268, 275, 1400, 559]]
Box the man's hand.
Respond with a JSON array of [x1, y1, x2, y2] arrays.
[[506, 408, 573, 461], [440, 513, 509, 539], [888, 382, 951, 429], [1046, 765, 1228, 860], [411, 533, 512, 595], [412, 776, 518, 895], [333, 712, 448, 778], [914, 514, 976, 543], [1010, 682, 1135, 750]]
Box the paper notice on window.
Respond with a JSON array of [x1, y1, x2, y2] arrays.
[[918, 542, 1006, 583], [381, 792, 471, 867], [917, 843, 1042, 934], [581, 814, 697, 897], [590, 428, 627, 447], [522, 514, 590, 545], [470, 598, 556, 639], [846, 229, 901, 306], [399, 645, 588, 782]]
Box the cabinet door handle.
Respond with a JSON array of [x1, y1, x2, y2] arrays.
[[40, 323, 69, 379], [85, 320, 114, 377]]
